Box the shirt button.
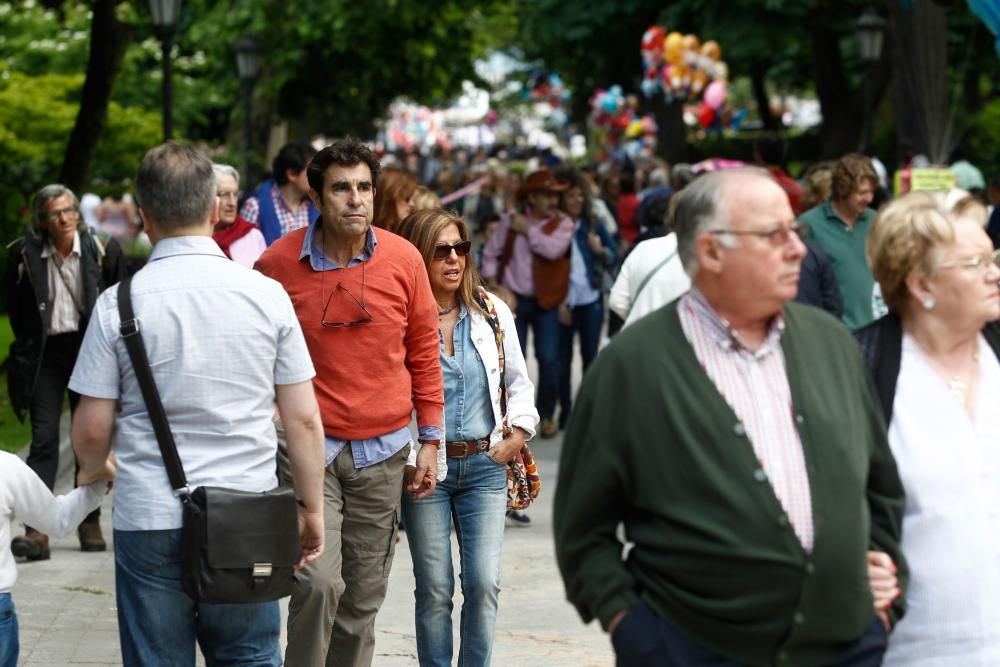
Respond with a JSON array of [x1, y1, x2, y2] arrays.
[[477, 338, 483, 344], [795, 414, 805, 425], [777, 514, 789, 528], [753, 469, 767, 482], [777, 651, 789, 663], [459, 373, 463, 379], [491, 368, 497, 374], [805, 562, 815, 575], [733, 423, 746, 437], [794, 612, 805, 625]]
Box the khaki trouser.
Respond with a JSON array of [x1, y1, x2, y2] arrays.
[[276, 422, 409, 667]]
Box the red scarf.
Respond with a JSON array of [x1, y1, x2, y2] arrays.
[[213, 215, 256, 259]]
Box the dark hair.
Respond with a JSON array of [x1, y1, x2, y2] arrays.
[[753, 133, 786, 167], [555, 166, 594, 222], [831, 153, 878, 201], [306, 138, 382, 195], [373, 167, 418, 233], [639, 192, 672, 230], [619, 172, 636, 195], [273, 142, 317, 185], [135, 142, 216, 232]]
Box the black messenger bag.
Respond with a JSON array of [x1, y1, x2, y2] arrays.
[[117, 277, 300, 603]]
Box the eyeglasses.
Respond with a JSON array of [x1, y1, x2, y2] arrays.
[[217, 190, 242, 201], [708, 222, 807, 247], [321, 263, 373, 328], [45, 206, 79, 222], [432, 241, 472, 260], [936, 249, 1000, 274]]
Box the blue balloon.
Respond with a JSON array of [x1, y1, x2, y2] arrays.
[[967, 0, 1000, 56]]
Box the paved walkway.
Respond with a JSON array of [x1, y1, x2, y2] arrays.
[[11, 423, 613, 665]]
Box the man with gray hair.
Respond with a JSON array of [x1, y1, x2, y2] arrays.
[[68, 142, 325, 666], [555, 168, 907, 666], [5, 183, 127, 560]]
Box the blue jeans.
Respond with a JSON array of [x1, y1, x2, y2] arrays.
[[514, 295, 560, 420], [114, 529, 281, 667], [0, 593, 17, 667], [401, 452, 507, 667], [558, 298, 604, 427]]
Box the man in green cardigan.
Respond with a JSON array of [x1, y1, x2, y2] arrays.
[[554, 169, 906, 667]]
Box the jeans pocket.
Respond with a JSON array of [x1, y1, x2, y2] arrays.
[[610, 602, 661, 660]]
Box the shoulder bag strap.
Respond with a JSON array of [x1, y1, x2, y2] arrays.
[[116, 278, 190, 497], [632, 248, 678, 306], [475, 289, 509, 427]]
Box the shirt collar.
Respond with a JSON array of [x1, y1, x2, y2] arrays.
[[148, 235, 228, 262], [684, 287, 785, 358], [300, 219, 377, 271], [41, 230, 81, 259]]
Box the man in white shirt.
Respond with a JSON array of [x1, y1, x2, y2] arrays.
[[608, 232, 691, 328], [69, 143, 326, 667]]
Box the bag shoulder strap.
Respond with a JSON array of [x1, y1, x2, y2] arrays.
[[632, 248, 678, 306], [116, 278, 190, 497], [475, 288, 509, 426]]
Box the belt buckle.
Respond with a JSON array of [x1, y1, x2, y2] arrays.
[[462, 441, 476, 457]]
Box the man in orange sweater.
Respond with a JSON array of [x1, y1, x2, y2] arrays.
[[255, 139, 444, 667]]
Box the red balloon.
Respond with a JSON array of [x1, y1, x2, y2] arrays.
[[641, 26, 666, 52], [697, 102, 716, 128]]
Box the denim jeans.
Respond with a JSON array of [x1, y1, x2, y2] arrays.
[[401, 452, 507, 667], [558, 297, 605, 427], [0, 593, 17, 667], [114, 529, 281, 667], [514, 295, 560, 420]]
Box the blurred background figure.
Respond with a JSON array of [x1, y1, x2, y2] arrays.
[[374, 166, 418, 233], [211, 163, 266, 268]]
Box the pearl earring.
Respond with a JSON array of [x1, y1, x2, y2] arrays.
[[922, 296, 935, 311]]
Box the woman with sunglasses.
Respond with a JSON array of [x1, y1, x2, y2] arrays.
[[856, 192, 1000, 665], [396, 208, 538, 667]]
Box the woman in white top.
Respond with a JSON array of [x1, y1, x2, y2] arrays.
[[0, 452, 113, 666], [855, 191, 1000, 666]]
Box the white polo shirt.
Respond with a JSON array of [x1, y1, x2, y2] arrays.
[[68, 236, 315, 531]]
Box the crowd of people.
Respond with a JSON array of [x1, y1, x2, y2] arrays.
[[1, 131, 999, 667]]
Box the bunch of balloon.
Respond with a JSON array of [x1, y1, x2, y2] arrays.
[[640, 26, 729, 130], [523, 70, 571, 128]]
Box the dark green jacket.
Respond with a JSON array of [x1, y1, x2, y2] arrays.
[[554, 299, 906, 667]]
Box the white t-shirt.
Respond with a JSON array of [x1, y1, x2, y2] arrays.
[[68, 236, 315, 531], [1, 452, 103, 592], [883, 333, 1000, 666]]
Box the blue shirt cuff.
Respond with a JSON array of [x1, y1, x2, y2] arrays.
[[418, 426, 442, 442]]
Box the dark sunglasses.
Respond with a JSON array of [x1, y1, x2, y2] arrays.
[[433, 241, 472, 260]]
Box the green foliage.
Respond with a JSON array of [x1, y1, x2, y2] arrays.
[[968, 99, 1000, 176]]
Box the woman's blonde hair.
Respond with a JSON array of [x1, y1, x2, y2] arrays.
[[409, 185, 441, 211], [867, 191, 954, 313], [396, 208, 487, 316]]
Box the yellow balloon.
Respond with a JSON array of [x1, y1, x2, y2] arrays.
[[664, 31, 684, 53], [701, 40, 721, 61], [666, 43, 684, 65], [682, 34, 701, 52]]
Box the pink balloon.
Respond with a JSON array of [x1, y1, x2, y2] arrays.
[[704, 80, 727, 109]]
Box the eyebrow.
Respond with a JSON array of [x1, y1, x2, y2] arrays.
[[330, 180, 373, 189]]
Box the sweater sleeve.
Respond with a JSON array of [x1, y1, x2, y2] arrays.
[[526, 215, 574, 259], [554, 347, 640, 629], [7, 456, 104, 537], [404, 255, 444, 433]]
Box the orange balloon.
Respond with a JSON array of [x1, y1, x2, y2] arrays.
[[701, 40, 721, 61], [682, 34, 701, 52], [666, 43, 684, 65]]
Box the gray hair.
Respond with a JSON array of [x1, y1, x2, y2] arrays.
[[648, 168, 668, 186], [212, 163, 240, 188], [30, 184, 79, 236], [136, 142, 216, 232], [672, 168, 773, 275]]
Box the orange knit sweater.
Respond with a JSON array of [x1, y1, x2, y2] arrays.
[[255, 226, 443, 439]]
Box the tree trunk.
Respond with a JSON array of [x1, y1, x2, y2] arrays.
[[59, 0, 132, 192], [649, 95, 688, 165], [750, 62, 779, 131]]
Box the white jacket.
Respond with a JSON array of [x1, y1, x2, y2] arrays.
[[409, 291, 539, 480], [608, 233, 691, 328]]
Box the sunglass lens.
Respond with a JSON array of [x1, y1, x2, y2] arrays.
[[434, 242, 472, 259], [454, 241, 472, 257]]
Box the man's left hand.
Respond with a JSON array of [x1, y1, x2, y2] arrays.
[[407, 445, 438, 499]]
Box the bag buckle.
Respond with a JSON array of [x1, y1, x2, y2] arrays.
[[172, 485, 191, 498], [119, 318, 140, 337], [252, 563, 273, 578]]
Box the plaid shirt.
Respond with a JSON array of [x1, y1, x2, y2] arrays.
[[678, 288, 815, 551], [239, 183, 314, 239]]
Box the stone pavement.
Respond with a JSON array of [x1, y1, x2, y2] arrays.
[[11, 420, 613, 665]]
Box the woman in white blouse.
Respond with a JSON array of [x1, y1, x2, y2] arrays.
[[855, 191, 1000, 666]]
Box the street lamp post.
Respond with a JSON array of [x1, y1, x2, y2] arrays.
[[856, 9, 886, 155], [233, 37, 261, 185], [149, 0, 183, 141]]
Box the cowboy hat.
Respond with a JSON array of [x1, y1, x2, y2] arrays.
[[516, 169, 569, 199]]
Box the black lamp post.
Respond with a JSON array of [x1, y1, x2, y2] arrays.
[[233, 37, 261, 184], [856, 9, 886, 155], [149, 0, 182, 141]]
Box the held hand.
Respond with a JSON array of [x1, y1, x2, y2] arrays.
[[867, 550, 899, 612], [295, 509, 324, 571], [407, 446, 438, 499], [487, 428, 526, 464], [510, 213, 530, 235], [77, 455, 116, 487]]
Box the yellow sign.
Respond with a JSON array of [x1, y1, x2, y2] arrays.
[[893, 168, 957, 195]]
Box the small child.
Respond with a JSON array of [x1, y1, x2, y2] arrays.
[[0, 451, 113, 667]]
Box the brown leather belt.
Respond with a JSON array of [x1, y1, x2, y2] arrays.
[[445, 438, 490, 458]]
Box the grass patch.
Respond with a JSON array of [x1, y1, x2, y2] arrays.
[[62, 586, 108, 596], [0, 314, 31, 453]]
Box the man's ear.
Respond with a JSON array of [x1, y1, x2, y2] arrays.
[[695, 233, 724, 275], [308, 188, 321, 210]]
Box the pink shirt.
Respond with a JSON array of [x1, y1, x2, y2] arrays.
[[480, 210, 574, 297], [678, 288, 815, 551]]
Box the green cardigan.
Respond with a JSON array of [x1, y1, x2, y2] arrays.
[[554, 299, 906, 667]]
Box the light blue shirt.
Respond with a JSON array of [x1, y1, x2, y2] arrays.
[[566, 219, 602, 308], [442, 304, 496, 442], [299, 222, 440, 466]]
